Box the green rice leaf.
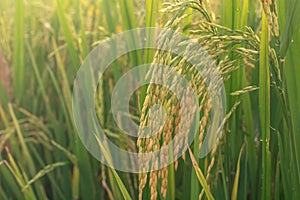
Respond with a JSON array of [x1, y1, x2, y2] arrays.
[[259, 8, 271, 200], [188, 148, 214, 200]]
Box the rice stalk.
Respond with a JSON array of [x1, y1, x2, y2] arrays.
[[13, 0, 25, 101], [188, 148, 214, 200], [56, 0, 80, 70], [22, 162, 67, 191], [231, 144, 245, 200], [94, 133, 132, 200], [259, 4, 271, 199]]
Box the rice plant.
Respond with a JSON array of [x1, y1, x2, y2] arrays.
[[0, 0, 299, 199]]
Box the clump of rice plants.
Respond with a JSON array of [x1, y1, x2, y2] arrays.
[[0, 0, 300, 199]]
